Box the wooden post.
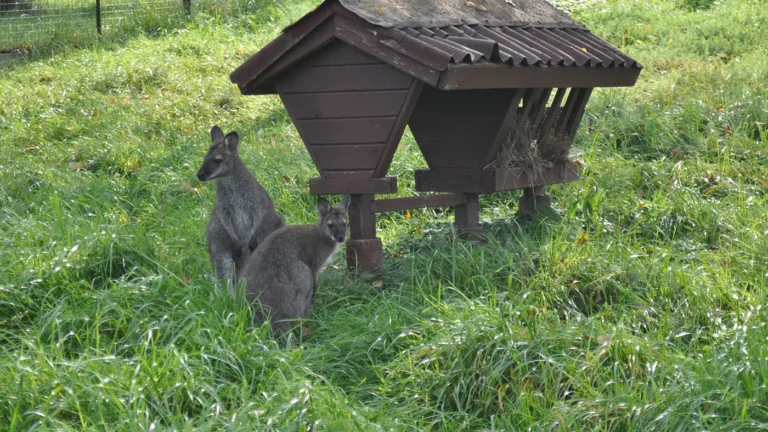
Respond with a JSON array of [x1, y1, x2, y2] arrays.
[[96, 0, 102, 36], [518, 186, 552, 220], [346, 194, 382, 272], [454, 193, 483, 240]]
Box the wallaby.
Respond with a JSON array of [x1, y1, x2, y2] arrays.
[[240, 194, 351, 340], [197, 125, 284, 298]]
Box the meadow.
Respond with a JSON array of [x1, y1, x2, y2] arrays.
[[1, 0, 767, 430]]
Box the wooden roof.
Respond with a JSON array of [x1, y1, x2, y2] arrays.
[[231, 0, 641, 94]]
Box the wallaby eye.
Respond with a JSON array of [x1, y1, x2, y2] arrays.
[[327, 220, 333, 227], [214, 157, 223, 163]]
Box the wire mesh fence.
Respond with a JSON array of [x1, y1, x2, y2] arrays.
[[0, 0, 256, 51]]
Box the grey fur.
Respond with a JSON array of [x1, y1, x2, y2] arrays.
[[197, 125, 284, 298], [241, 194, 351, 339]]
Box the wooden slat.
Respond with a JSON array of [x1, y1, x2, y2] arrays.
[[333, 14, 442, 88], [415, 163, 580, 193], [313, 144, 385, 170], [418, 142, 490, 169], [244, 18, 336, 94], [528, 88, 553, 128], [282, 90, 410, 120], [554, 87, 583, 137], [309, 176, 397, 195], [565, 88, 594, 142], [299, 118, 397, 145], [374, 80, 424, 177], [280, 64, 413, 93], [415, 169, 497, 193], [438, 63, 642, 90], [483, 89, 524, 167], [410, 117, 501, 143], [371, 193, 467, 213], [302, 41, 382, 66], [536, 88, 567, 143], [410, 86, 517, 118]]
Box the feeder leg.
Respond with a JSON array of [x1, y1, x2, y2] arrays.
[[518, 186, 552, 220], [346, 194, 383, 272], [454, 193, 483, 240]]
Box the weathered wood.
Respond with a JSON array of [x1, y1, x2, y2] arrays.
[[564, 88, 593, 142], [312, 144, 385, 171], [415, 163, 580, 193], [438, 63, 642, 90], [280, 64, 413, 94], [333, 14, 442, 88], [346, 239, 383, 272], [536, 87, 567, 142], [230, 1, 337, 91], [416, 168, 497, 193], [309, 176, 397, 195], [299, 117, 397, 145], [371, 193, 467, 213], [484, 89, 524, 167], [410, 86, 516, 118], [348, 194, 376, 239], [418, 142, 489, 169], [374, 80, 424, 178], [454, 193, 483, 240], [409, 117, 500, 143], [302, 40, 383, 66], [554, 87, 583, 137], [244, 18, 336, 94], [528, 88, 553, 129], [282, 90, 410, 120]]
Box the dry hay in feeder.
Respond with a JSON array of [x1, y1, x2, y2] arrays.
[[490, 118, 572, 177]]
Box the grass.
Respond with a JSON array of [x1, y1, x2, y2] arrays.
[[1, 0, 767, 429]]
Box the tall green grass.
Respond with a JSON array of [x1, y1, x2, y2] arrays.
[[1, 0, 767, 429]]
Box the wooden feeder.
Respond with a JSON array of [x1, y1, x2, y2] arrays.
[[230, 0, 642, 272]]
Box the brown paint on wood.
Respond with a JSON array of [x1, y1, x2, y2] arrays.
[[348, 194, 376, 239], [309, 176, 397, 195], [301, 40, 383, 66], [484, 89, 524, 167], [299, 117, 397, 145], [410, 117, 501, 143], [346, 238, 383, 272], [371, 193, 467, 213], [280, 64, 413, 94], [410, 86, 517, 118], [373, 80, 424, 178], [312, 144, 385, 170], [276, 82, 324, 178], [282, 90, 410, 120], [454, 193, 480, 230], [244, 18, 336, 94], [536, 87, 567, 142], [565, 88, 593, 142], [529, 88, 553, 129], [554, 87, 583, 137], [333, 14, 442, 88], [439, 64, 642, 90], [418, 142, 490, 169], [415, 162, 579, 193]]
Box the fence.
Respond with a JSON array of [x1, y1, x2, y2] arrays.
[[0, 0, 254, 51]]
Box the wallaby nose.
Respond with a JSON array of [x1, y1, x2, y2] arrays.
[[335, 234, 345, 243], [196, 171, 206, 181]]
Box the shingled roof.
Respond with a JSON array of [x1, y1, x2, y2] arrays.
[[231, 0, 641, 94]]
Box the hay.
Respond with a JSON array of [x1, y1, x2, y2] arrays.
[[490, 118, 572, 176]]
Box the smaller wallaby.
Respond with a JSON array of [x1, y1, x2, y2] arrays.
[[197, 126, 284, 298], [241, 194, 351, 340]]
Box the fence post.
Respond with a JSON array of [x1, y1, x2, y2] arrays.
[[96, 0, 102, 35], [184, 0, 191, 15]]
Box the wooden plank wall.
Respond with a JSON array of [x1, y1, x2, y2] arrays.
[[277, 41, 414, 178], [409, 87, 518, 170]]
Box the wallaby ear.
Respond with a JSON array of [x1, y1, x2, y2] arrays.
[[317, 197, 331, 218], [210, 125, 224, 143], [337, 194, 351, 212], [224, 132, 239, 153]]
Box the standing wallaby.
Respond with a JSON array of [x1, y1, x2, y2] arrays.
[[241, 195, 351, 339], [197, 125, 284, 298]]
